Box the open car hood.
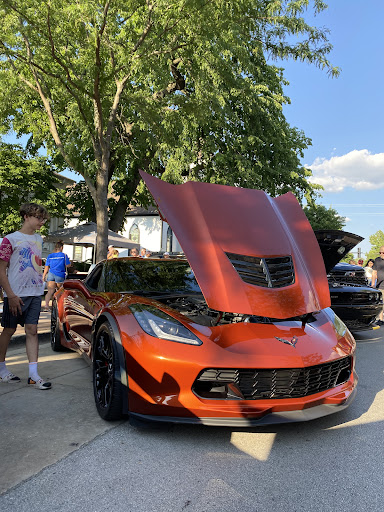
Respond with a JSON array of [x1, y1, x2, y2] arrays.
[[140, 171, 330, 318], [314, 230, 364, 274]]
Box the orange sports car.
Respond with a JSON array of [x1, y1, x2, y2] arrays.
[[51, 171, 357, 426]]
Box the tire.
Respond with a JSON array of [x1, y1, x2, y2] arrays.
[[93, 322, 124, 421], [51, 302, 66, 352]]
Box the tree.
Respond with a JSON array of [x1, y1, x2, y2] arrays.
[[304, 203, 346, 231], [0, 143, 68, 235], [366, 230, 384, 261], [0, 0, 338, 261], [340, 253, 355, 264]]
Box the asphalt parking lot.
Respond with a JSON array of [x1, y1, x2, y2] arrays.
[[1, 323, 384, 511]]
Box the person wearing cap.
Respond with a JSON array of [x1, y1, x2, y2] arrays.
[[163, 252, 170, 259], [107, 245, 115, 260]]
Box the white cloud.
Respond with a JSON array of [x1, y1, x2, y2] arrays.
[[307, 149, 384, 192]]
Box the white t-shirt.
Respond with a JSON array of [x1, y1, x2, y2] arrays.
[[0, 231, 44, 297]]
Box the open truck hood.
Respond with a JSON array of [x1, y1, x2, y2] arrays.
[[140, 171, 330, 318], [314, 230, 364, 274]]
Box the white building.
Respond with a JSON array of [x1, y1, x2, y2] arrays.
[[121, 206, 182, 255]]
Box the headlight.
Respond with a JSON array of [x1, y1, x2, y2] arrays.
[[130, 304, 202, 345], [324, 307, 348, 337]]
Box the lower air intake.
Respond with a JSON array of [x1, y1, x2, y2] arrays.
[[193, 357, 352, 400]]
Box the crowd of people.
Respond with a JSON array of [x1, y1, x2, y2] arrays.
[[107, 245, 171, 259]]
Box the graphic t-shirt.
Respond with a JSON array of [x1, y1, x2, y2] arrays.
[[46, 252, 70, 278], [0, 231, 44, 297]]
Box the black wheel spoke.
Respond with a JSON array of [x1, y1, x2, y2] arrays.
[[94, 331, 114, 409], [50, 304, 64, 351], [93, 322, 124, 421]]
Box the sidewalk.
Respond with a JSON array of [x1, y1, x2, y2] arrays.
[[0, 339, 122, 494]]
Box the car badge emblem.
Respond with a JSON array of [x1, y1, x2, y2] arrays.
[[275, 335, 299, 348]]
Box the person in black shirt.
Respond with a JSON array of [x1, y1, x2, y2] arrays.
[[372, 246, 384, 325]]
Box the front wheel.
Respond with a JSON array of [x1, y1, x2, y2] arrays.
[[93, 322, 124, 421], [50, 302, 65, 352]]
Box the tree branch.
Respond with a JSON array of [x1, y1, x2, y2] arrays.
[[132, 1, 154, 53], [20, 32, 85, 178], [93, 1, 111, 141], [105, 75, 130, 142], [46, 7, 91, 96], [153, 58, 186, 100]]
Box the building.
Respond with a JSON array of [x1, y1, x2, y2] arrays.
[[121, 206, 182, 255]]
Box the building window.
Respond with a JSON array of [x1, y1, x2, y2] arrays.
[[166, 226, 173, 252], [129, 223, 140, 244]]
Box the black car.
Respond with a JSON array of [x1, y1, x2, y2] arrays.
[[315, 230, 382, 331]]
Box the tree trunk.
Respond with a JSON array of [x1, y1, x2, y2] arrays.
[[109, 169, 142, 232], [95, 159, 110, 262], [109, 196, 129, 233]]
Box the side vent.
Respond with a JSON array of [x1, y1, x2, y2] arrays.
[[226, 252, 295, 288]]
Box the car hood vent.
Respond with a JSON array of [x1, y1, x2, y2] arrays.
[[226, 253, 295, 288]]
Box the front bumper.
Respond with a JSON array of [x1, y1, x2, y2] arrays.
[[332, 304, 382, 331], [129, 387, 357, 426], [122, 310, 358, 426]]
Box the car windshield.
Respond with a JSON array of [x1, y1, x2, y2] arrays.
[[104, 258, 202, 294]]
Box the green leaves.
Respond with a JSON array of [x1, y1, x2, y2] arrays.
[[303, 203, 346, 231], [367, 231, 384, 261], [0, 143, 68, 235], [0, 0, 338, 246]]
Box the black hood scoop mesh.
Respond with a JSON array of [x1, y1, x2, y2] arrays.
[[226, 252, 295, 288]]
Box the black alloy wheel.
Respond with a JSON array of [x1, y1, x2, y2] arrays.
[[93, 322, 124, 421], [50, 302, 65, 352]]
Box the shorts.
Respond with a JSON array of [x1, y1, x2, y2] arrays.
[[1, 296, 42, 328], [46, 271, 65, 283]]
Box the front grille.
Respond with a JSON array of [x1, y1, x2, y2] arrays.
[[194, 357, 352, 400], [328, 270, 367, 286], [226, 252, 295, 288]]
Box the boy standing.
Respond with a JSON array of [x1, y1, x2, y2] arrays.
[[0, 203, 51, 389]]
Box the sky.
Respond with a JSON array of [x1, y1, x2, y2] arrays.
[[277, 0, 384, 258]]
